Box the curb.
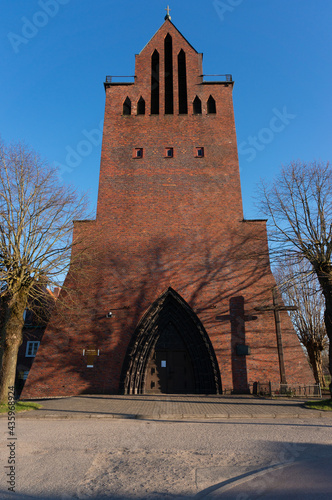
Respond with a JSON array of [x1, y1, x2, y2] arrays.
[[195, 458, 332, 499], [11, 411, 332, 420], [194, 462, 291, 499]]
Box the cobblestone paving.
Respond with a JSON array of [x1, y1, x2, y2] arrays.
[[15, 394, 332, 420]]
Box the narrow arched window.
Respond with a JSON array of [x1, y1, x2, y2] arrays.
[[123, 97, 131, 115], [164, 34, 174, 114], [178, 50, 188, 114], [207, 95, 216, 114], [193, 96, 202, 114], [151, 50, 160, 114], [137, 97, 145, 115]]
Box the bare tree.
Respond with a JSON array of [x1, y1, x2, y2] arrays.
[[275, 261, 328, 388], [259, 160, 332, 397], [0, 139, 88, 404]]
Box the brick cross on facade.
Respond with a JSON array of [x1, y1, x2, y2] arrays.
[[215, 312, 257, 323], [255, 287, 298, 386], [216, 297, 257, 393], [215, 296, 257, 327]]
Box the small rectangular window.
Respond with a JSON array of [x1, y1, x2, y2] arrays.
[[26, 341, 40, 357], [133, 148, 143, 159], [165, 147, 173, 158], [195, 147, 204, 158]]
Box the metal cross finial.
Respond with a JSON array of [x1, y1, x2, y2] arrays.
[[165, 5, 171, 21]]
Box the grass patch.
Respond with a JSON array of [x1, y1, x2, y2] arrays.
[[305, 399, 332, 411], [0, 401, 42, 414]]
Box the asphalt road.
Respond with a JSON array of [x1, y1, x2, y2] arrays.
[[1, 417, 332, 499]]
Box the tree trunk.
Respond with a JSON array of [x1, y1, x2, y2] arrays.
[[323, 293, 332, 399], [329, 340, 332, 399], [315, 265, 332, 399], [306, 342, 325, 389], [0, 297, 9, 370], [0, 292, 28, 404]]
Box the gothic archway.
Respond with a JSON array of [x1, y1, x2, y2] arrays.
[[120, 288, 222, 394]]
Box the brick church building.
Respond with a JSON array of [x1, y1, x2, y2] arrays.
[[22, 14, 314, 398]]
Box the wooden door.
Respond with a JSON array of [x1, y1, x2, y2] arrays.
[[145, 325, 195, 394]]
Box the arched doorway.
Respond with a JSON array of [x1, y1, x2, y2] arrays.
[[120, 288, 222, 394]]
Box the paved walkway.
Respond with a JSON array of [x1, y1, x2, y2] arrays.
[[16, 394, 332, 419]]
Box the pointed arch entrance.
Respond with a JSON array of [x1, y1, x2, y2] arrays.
[[120, 288, 222, 394]]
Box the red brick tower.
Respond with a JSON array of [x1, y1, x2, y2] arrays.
[[22, 16, 314, 398]]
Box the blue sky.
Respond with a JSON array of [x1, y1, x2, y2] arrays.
[[1, 0, 331, 219]]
